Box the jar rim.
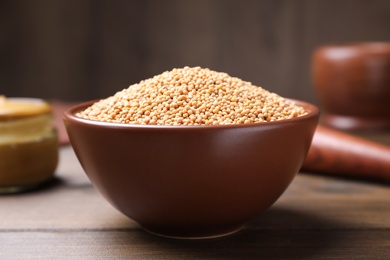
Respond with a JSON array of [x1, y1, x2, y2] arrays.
[[0, 97, 52, 121]]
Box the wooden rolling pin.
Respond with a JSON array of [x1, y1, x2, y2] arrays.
[[302, 125, 390, 182]]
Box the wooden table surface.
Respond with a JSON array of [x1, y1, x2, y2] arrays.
[[1, 144, 390, 259]]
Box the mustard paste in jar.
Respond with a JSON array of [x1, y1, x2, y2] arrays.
[[0, 96, 58, 193]]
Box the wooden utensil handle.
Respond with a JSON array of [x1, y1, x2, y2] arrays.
[[302, 125, 390, 182]]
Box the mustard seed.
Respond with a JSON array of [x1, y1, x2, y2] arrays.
[[77, 66, 307, 126]]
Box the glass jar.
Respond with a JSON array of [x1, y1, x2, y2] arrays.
[[0, 96, 59, 193]]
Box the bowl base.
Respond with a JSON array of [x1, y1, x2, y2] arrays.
[[141, 224, 243, 240]]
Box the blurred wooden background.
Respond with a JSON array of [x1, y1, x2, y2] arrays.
[[0, 0, 389, 104]]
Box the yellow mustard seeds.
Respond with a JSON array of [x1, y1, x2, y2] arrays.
[[76, 66, 307, 126]]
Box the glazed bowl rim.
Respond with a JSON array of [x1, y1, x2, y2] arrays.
[[63, 98, 319, 130], [316, 42, 390, 52]]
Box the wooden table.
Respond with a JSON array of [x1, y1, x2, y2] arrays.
[[1, 144, 390, 259]]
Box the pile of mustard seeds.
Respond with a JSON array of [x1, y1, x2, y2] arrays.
[[77, 67, 307, 126]]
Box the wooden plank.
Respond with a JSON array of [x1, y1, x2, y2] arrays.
[[1, 146, 389, 231], [1, 146, 390, 259], [0, 146, 136, 230], [1, 230, 389, 259], [2, 0, 390, 103]]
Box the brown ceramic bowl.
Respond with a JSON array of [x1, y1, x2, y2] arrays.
[[63, 99, 319, 239], [313, 42, 390, 131]]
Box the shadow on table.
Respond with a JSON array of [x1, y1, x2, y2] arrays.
[[0, 177, 65, 196], [110, 207, 347, 259], [1, 175, 94, 196]]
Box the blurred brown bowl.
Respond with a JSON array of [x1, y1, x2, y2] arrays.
[[63, 99, 319, 239], [313, 42, 390, 131]]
